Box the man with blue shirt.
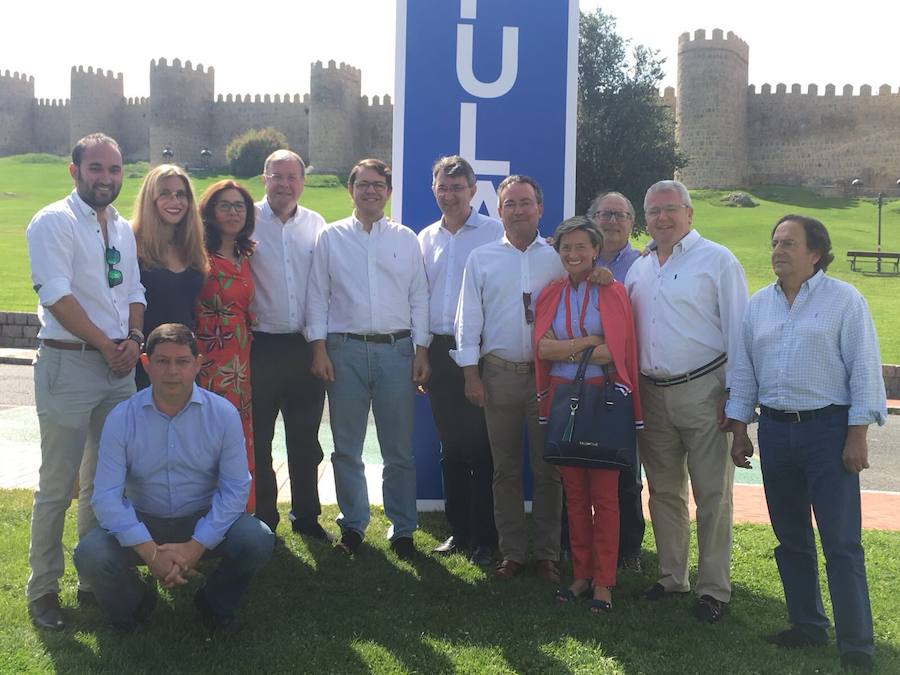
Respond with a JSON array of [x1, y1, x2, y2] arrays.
[[587, 190, 644, 572], [727, 215, 886, 673], [418, 156, 503, 565], [74, 324, 274, 632]]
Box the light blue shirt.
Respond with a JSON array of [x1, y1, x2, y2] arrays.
[[596, 242, 641, 283], [725, 271, 887, 426], [549, 281, 606, 380], [92, 385, 251, 549]]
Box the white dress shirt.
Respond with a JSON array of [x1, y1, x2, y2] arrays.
[[418, 208, 504, 336], [250, 199, 327, 333], [305, 214, 430, 347], [624, 228, 748, 387], [453, 234, 564, 367], [26, 190, 145, 341]]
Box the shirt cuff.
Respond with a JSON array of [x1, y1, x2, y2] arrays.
[[450, 346, 480, 368], [724, 399, 755, 424], [413, 330, 432, 349], [848, 407, 887, 427], [115, 521, 153, 548], [36, 277, 72, 307], [304, 323, 328, 342], [192, 518, 224, 550]]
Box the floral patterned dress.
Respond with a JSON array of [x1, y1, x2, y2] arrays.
[[195, 252, 256, 512]]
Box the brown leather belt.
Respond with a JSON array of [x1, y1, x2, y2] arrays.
[[343, 330, 411, 344], [42, 339, 98, 351], [483, 353, 534, 374]]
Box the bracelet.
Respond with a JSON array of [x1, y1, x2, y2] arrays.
[[150, 546, 159, 564]]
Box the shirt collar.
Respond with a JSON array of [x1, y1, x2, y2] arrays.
[[675, 228, 701, 253], [775, 268, 825, 297], [500, 230, 550, 251], [70, 189, 120, 225], [610, 241, 634, 261], [141, 383, 205, 416], [258, 198, 298, 224], [351, 212, 387, 231]]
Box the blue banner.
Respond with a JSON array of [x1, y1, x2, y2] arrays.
[[394, 0, 578, 232], [394, 0, 578, 502]]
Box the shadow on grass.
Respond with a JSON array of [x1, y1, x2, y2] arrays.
[[19, 510, 900, 674]]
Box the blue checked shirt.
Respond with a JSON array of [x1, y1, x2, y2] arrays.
[[725, 271, 887, 426]]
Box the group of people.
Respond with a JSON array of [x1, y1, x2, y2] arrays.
[[23, 133, 887, 671]]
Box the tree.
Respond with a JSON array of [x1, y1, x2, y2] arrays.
[[225, 127, 288, 178], [577, 9, 685, 231]]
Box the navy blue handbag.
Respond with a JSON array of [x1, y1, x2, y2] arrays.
[[543, 347, 636, 469]]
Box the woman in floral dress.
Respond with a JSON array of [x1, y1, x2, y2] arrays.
[[196, 180, 257, 511]]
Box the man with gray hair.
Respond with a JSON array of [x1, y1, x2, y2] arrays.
[[587, 190, 644, 572], [250, 149, 330, 540], [624, 179, 748, 623], [418, 156, 503, 564]]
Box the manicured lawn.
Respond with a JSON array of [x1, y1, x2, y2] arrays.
[[1, 489, 898, 673], [1, 155, 898, 360]]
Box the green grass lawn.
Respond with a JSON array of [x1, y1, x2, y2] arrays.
[[1, 489, 898, 674], [1, 155, 898, 360]]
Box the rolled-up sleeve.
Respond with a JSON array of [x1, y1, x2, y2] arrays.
[[27, 212, 75, 307], [192, 406, 251, 549], [92, 404, 153, 547], [120, 224, 146, 307], [719, 257, 750, 389], [841, 293, 888, 426], [451, 254, 484, 367], [724, 310, 759, 424], [408, 238, 431, 348], [304, 228, 331, 342]]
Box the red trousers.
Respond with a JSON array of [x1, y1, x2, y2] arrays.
[[560, 465, 620, 587]]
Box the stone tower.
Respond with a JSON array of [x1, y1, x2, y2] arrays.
[[0, 70, 34, 154], [309, 60, 361, 174], [149, 58, 214, 167], [676, 29, 749, 188], [69, 66, 123, 147]]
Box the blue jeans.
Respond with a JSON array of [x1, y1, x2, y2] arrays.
[[73, 512, 273, 625], [759, 409, 874, 656], [326, 333, 417, 540]]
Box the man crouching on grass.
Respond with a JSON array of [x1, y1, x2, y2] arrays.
[[73, 323, 274, 632]]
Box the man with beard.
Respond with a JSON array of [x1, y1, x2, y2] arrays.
[[25, 133, 146, 630]]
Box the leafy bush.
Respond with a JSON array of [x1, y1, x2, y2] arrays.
[[225, 128, 288, 178], [305, 174, 342, 188]]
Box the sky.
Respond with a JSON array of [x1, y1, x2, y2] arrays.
[[2, 1, 898, 101]]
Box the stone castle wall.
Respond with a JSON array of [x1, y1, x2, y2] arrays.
[[0, 71, 35, 155], [0, 58, 391, 174], [674, 28, 900, 190]]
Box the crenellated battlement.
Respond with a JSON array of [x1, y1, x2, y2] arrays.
[[749, 82, 900, 97], [71, 66, 123, 82], [1, 69, 34, 85], [678, 28, 749, 61], [361, 94, 393, 108], [125, 96, 149, 106], [215, 92, 306, 104], [150, 57, 213, 75], [37, 98, 69, 107]]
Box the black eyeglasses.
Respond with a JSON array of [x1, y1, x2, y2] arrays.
[[106, 246, 123, 288], [522, 292, 534, 324]]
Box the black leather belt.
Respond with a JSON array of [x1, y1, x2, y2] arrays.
[[646, 353, 727, 387], [431, 334, 456, 348], [760, 404, 849, 423], [343, 330, 411, 344]]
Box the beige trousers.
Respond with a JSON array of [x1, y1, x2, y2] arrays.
[[481, 360, 562, 564], [638, 365, 734, 602]]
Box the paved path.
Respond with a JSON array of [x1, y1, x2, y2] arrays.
[[2, 355, 898, 531]]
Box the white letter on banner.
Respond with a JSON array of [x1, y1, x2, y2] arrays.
[[460, 0, 477, 20], [456, 24, 519, 98], [459, 102, 510, 176], [470, 180, 501, 219]]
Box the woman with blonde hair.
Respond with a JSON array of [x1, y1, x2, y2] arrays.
[[131, 164, 209, 389]]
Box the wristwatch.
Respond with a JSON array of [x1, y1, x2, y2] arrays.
[[127, 328, 145, 349]]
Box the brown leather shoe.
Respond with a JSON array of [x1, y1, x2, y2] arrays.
[[535, 559, 561, 583], [494, 559, 524, 580]]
